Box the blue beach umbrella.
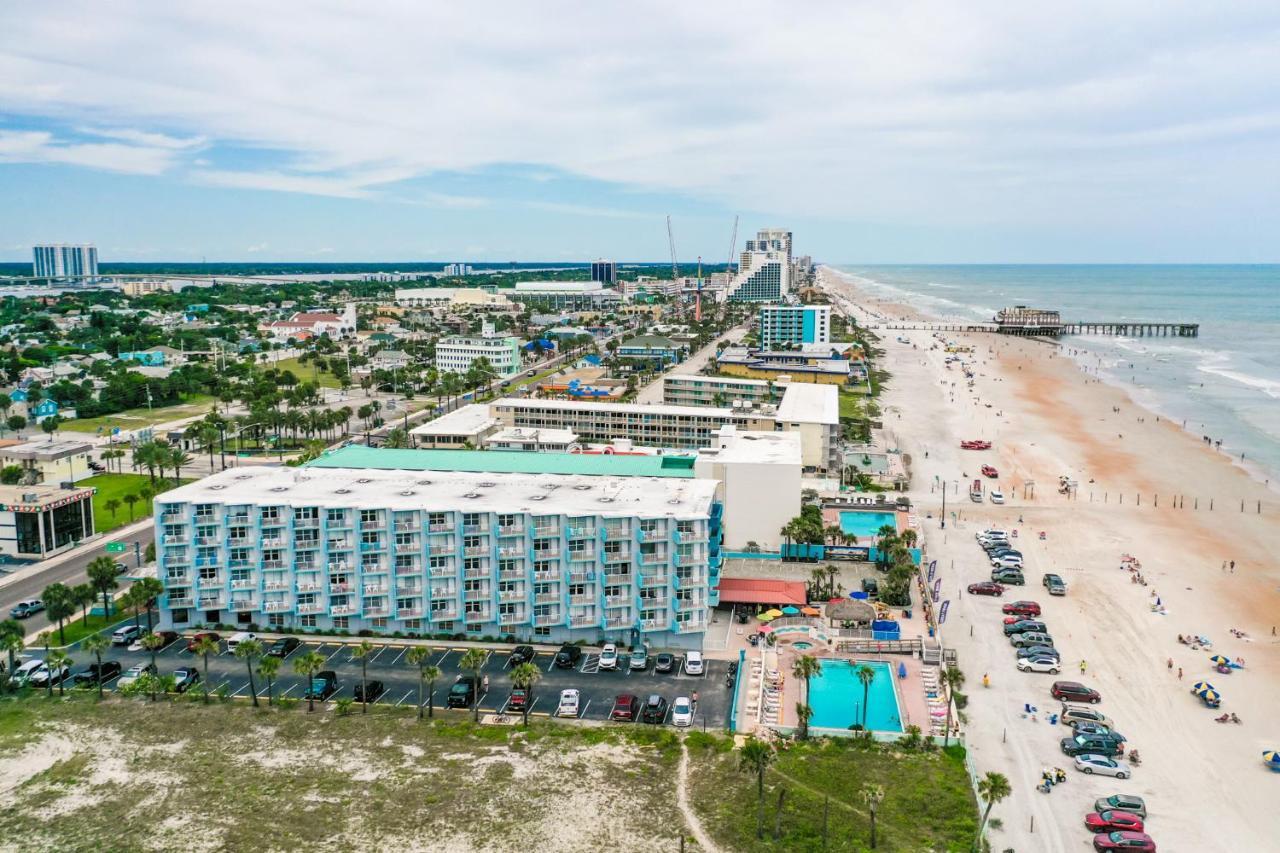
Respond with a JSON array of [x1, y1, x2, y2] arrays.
[[781, 606, 801, 616], [1200, 689, 1221, 705], [1191, 681, 1216, 694], [1263, 751, 1280, 768], [1209, 655, 1230, 667]]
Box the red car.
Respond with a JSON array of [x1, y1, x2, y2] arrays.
[[1002, 600, 1041, 617], [611, 693, 640, 722], [967, 581, 1005, 597], [1086, 811, 1145, 833], [981, 465, 999, 478], [507, 688, 530, 712], [1092, 830, 1156, 852], [185, 632, 220, 653], [961, 440, 992, 450], [1052, 680, 1101, 704]]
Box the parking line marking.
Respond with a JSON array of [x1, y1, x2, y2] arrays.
[[232, 682, 251, 697], [545, 657, 557, 672], [325, 646, 344, 662], [434, 648, 450, 665], [370, 645, 391, 663], [281, 684, 298, 697], [396, 689, 413, 706], [390, 648, 408, 666], [282, 645, 302, 661], [579, 698, 591, 719]]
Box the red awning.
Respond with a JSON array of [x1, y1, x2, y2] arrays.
[[715, 578, 807, 607]]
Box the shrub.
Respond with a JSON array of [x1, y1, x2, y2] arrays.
[[334, 697, 355, 716]]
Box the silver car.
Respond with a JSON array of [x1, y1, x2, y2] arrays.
[[1073, 754, 1131, 779]]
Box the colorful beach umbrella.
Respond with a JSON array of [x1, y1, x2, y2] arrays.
[[781, 606, 801, 616], [1191, 681, 1216, 694], [801, 606, 821, 616], [757, 613, 775, 623], [1209, 654, 1230, 666], [1263, 751, 1280, 766], [763, 609, 784, 618], [1200, 689, 1221, 704], [758, 624, 774, 634]]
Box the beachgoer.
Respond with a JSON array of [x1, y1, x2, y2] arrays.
[[1230, 560, 1235, 573], [1167, 657, 1173, 670], [982, 673, 990, 688], [1079, 660, 1087, 674], [1178, 667, 1183, 680]]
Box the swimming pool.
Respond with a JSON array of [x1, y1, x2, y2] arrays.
[[807, 660, 903, 732], [839, 510, 898, 538]]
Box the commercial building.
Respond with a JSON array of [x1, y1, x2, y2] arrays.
[[590, 259, 617, 285], [261, 303, 357, 341], [434, 322, 522, 375], [394, 287, 513, 310], [153, 449, 721, 649], [443, 263, 474, 276], [772, 383, 842, 472], [616, 335, 684, 369], [508, 281, 621, 310], [408, 404, 501, 448], [491, 398, 766, 449], [0, 482, 97, 560], [32, 244, 98, 281], [484, 427, 579, 453], [758, 304, 831, 348], [693, 427, 800, 551], [717, 346, 853, 385], [0, 439, 96, 484], [722, 228, 792, 302]]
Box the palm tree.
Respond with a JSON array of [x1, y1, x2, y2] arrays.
[[351, 640, 375, 714], [1, 619, 25, 686], [104, 498, 122, 524], [131, 577, 165, 633], [509, 661, 542, 727], [941, 665, 966, 747], [235, 639, 264, 708], [86, 556, 119, 620], [81, 633, 111, 699], [861, 784, 885, 849], [459, 648, 487, 722], [738, 737, 774, 840], [823, 524, 844, 546], [72, 583, 96, 628], [825, 563, 839, 599], [795, 702, 813, 739], [122, 493, 140, 521], [168, 447, 193, 481], [37, 632, 52, 697], [855, 664, 876, 731], [141, 632, 165, 702], [974, 772, 1012, 851], [41, 582, 75, 645], [293, 651, 327, 712], [790, 654, 823, 739], [47, 648, 72, 697], [257, 655, 280, 706], [405, 647, 437, 720], [191, 635, 220, 705]]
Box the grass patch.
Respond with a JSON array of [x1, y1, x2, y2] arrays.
[[267, 356, 343, 388], [83, 473, 187, 533], [62, 395, 216, 434], [42, 610, 132, 649]]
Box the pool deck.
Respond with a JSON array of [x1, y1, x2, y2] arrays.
[[822, 505, 911, 543]]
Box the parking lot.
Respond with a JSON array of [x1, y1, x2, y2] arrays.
[[39, 630, 733, 728]]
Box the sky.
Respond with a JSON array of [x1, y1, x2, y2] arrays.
[[2, 1, 1279, 264]]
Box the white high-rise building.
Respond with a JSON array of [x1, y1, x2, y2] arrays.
[[33, 244, 98, 281], [723, 228, 791, 303]]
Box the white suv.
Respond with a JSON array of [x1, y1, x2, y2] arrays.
[[684, 651, 704, 675], [598, 643, 619, 671], [226, 632, 257, 653]]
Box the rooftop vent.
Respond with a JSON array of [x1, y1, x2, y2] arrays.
[[399, 490, 416, 497], [209, 484, 225, 491], [463, 492, 482, 499], [357, 478, 372, 484], [479, 482, 496, 488], [530, 494, 547, 501], [269, 486, 288, 492], [667, 498, 682, 505], [235, 474, 252, 480], [573, 484, 591, 491], [598, 497, 615, 503], [416, 479, 432, 486], [335, 488, 351, 495]]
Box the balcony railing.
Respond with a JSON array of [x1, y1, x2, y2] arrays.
[[640, 553, 667, 566], [363, 584, 388, 595], [534, 593, 559, 604], [568, 572, 594, 585], [498, 612, 523, 625], [533, 526, 560, 537], [639, 529, 665, 542], [498, 524, 524, 537], [328, 583, 351, 594], [605, 595, 630, 607], [639, 574, 668, 588], [197, 598, 224, 610], [164, 533, 189, 545], [463, 567, 489, 579], [331, 604, 357, 616], [432, 610, 459, 621], [298, 601, 326, 614], [568, 550, 596, 563], [533, 549, 560, 560], [397, 607, 424, 619], [365, 606, 390, 617], [567, 526, 596, 538], [428, 565, 454, 578], [168, 596, 195, 608], [463, 545, 489, 557], [262, 560, 285, 570], [264, 581, 290, 592], [231, 600, 257, 612], [569, 594, 595, 606], [605, 617, 631, 629], [498, 568, 524, 581], [394, 522, 417, 532], [395, 564, 419, 576], [462, 523, 488, 534], [640, 619, 668, 631], [675, 619, 707, 634], [569, 616, 596, 628], [263, 601, 291, 612], [429, 523, 455, 533], [230, 578, 256, 591], [196, 576, 223, 589], [498, 547, 524, 558], [261, 537, 286, 548], [604, 527, 630, 540], [498, 590, 524, 602]]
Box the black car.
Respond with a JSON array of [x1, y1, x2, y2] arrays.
[[266, 637, 301, 658], [640, 694, 668, 724], [509, 645, 536, 666], [72, 660, 123, 686], [1017, 644, 1060, 660], [654, 653, 676, 673], [448, 675, 478, 708], [305, 671, 339, 701], [1060, 733, 1125, 757], [860, 578, 879, 598], [1002, 619, 1047, 636], [353, 680, 385, 703], [173, 667, 201, 693], [554, 644, 582, 669]]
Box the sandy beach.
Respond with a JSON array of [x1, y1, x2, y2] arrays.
[[819, 266, 1280, 851]]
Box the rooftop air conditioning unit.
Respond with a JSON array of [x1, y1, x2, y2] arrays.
[[22, 493, 39, 502]]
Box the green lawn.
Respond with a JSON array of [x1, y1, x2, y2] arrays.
[[62, 394, 216, 434], [40, 610, 131, 649], [267, 355, 344, 388], [83, 473, 185, 533]]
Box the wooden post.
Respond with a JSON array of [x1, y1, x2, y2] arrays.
[[775, 786, 786, 839]]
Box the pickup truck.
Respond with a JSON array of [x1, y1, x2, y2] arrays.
[[304, 671, 338, 701]]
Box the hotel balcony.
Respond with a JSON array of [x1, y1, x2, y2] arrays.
[[428, 565, 455, 579], [226, 513, 250, 524], [393, 521, 417, 533], [463, 545, 489, 557], [605, 616, 632, 630], [568, 572, 595, 585], [675, 618, 707, 634], [533, 549, 561, 561], [498, 524, 525, 537], [533, 525, 560, 537], [603, 573, 632, 588], [261, 537, 287, 548], [364, 603, 390, 617], [640, 553, 667, 566], [397, 607, 424, 619], [262, 560, 286, 570], [498, 612, 524, 626], [362, 583, 388, 595], [231, 600, 257, 613], [331, 604, 357, 616], [605, 595, 630, 608], [463, 566, 489, 579], [263, 601, 291, 613], [167, 596, 195, 608], [432, 610, 459, 622], [498, 547, 524, 558], [298, 601, 326, 615], [197, 598, 225, 611], [296, 581, 322, 593], [569, 594, 595, 607], [639, 530, 666, 543], [498, 567, 524, 581], [568, 550, 596, 562], [360, 521, 385, 531], [567, 526, 596, 539], [163, 532, 189, 545], [196, 576, 223, 590], [230, 578, 256, 591], [534, 593, 560, 604], [569, 616, 597, 629], [640, 618, 669, 632], [395, 563, 420, 576], [532, 570, 559, 583], [462, 523, 488, 534], [329, 582, 351, 594], [639, 573, 668, 588], [604, 527, 630, 541], [498, 589, 525, 602], [327, 560, 352, 572], [429, 522, 455, 533], [195, 535, 221, 546]]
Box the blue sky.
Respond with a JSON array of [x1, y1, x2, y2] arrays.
[[2, 2, 1279, 263]]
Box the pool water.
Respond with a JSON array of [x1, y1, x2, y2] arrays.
[[807, 660, 903, 732], [792, 642, 813, 650], [839, 510, 898, 538]]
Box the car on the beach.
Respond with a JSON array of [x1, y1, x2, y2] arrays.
[[9, 599, 43, 619], [1073, 754, 1131, 779], [1085, 810, 1145, 834], [977, 533, 1009, 546], [1043, 574, 1067, 595], [1017, 645, 1060, 661], [611, 693, 641, 722], [991, 554, 1024, 570], [1002, 619, 1046, 635], [1091, 830, 1155, 852], [671, 696, 693, 727], [976, 528, 1008, 540], [1093, 794, 1146, 819], [980, 465, 998, 478], [960, 440, 992, 450], [1002, 600, 1041, 617], [265, 637, 301, 658], [1016, 655, 1061, 674], [1074, 722, 1125, 742], [967, 581, 1005, 596], [556, 688, 580, 718], [1010, 631, 1053, 649], [1061, 733, 1126, 757], [1053, 681, 1100, 703], [598, 643, 619, 670], [117, 662, 157, 688], [1063, 706, 1113, 728], [989, 490, 1005, 504], [991, 570, 1025, 585]]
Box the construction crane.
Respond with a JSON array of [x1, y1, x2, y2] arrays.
[[666, 215, 680, 281], [726, 214, 739, 273]]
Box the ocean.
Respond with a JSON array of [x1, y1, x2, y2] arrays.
[[828, 265, 1280, 487]]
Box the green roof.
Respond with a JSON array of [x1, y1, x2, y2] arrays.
[[307, 445, 697, 478]]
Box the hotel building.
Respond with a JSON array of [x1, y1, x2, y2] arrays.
[[434, 322, 522, 375], [33, 244, 98, 281], [758, 304, 830, 348]]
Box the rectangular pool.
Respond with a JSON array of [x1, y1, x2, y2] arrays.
[[807, 659, 904, 733], [838, 510, 898, 539]]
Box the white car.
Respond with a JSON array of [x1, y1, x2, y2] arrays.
[[976, 529, 1008, 541], [117, 663, 157, 688], [598, 643, 619, 671], [226, 632, 257, 653], [992, 555, 1024, 570], [8, 659, 46, 688], [1073, 754, 1131, 779], [684, 651, 704, 676], [1016, 655, 1061, 674], [671, 696, 693, 727], [989, 490, 1005, 505], [556, 688, 580, 718]]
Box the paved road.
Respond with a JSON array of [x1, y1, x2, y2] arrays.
[[21, 630, 733, 728], [633, 321, 751, 404]]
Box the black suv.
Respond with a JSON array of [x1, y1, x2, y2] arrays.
[[640, 694, 668, 724], [509, 645, 536, 666], [448, 675, 479, 708], [353, 680, 385, 703], [554, 644, 582, 669], [72, 661, 122, 686], [266, 637, 301, 658]]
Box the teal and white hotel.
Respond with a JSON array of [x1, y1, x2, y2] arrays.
[[154, 448, 722, 650], [758, 304, 831, 348]]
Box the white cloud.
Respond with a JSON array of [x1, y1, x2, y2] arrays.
[[76, 126, 206, 149], [245, 242, 268, 253], [0, 129, 179, 174]]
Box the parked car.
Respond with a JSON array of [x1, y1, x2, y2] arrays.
[[989, 490, 1005, 504], [554, 644, 582, 669], [509, 645, 536, 666], [860, 577, 879, 598], [1053, 681, 1101, 704], [976, 529, 1008, 541], [671, 696, 693, 727], [629, 647, 649, 672], [654, 652, 676, 673], [1091, 831, 1155, 852], [31, 660, 71, 687], [557, 688, 580, 718], [151, 630, 179, 648], [226, 632, 257, 652], [1093, 794, 1146, 819], [981, 465, 999, 478], [506, 687, 530, 712], [991, 570, 1026, 585], [73, 661, 123, 687], [117, 662, 157, 688], [1016, 655, 1061, 674], [1017, 644, 1060, 661], [684, 651, 704, 675], [1043, 573, 1067, 595], [991, 555, 1024, 570], [1063, 705, 1113, 729], [1074, 722, 1124, 741], [1061, 734, 1126, 757], [1002, 600, 1041, 617], [1010, 631, 1053, 648], [113, 561, 129, 575], [266, 637, 301, 658], [598, 643, 619, 671], [640, 694, 668, 724], [1074, 754, 1131, 779], [9, 599, 43, 619], [1003, 619, 1047, 636], [173, 667, 201, 693], [353, 680, 385, 703], [1085, 811, 1145, 834], [967, 581, 1005, 596], [447, 675, 478, 708], [611, 693, 641, 722], [186, 632, 220, 653], [8, 659, 47, 688], [986, 546, 1022, 559], [112, 625, 143, 646], [305, 671, 339, 701]]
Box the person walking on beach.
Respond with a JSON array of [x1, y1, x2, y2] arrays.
[[1178, 667, 1183, 680], [1079, 660, 1087, 675], [1230, 560, 1235, 574], [1222, 561, 1227, 573]]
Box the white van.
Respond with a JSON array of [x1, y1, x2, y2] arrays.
[[990, 490, 1005, 505], [976, 529, 1008, 542], [226, 631, 257, 652]]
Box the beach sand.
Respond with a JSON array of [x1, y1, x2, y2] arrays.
[[819, 267, 1280, 851]]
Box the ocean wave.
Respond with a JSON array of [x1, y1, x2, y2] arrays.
[[1195, 361, 1280, 400]]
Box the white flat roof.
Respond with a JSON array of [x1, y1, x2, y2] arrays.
[[486, 427, 578, 445], [158, 465, 717, 519], [493, 397, 743, 420], [775, 384, 839, 425], [409, 404, 500, 437], [665, 374, 771, 389], [0, 438, 94, 459], [699, 429, 802, 465], [515, 281, 606, 293]]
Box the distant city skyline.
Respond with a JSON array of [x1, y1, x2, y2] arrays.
[[3, 3, 1279, 263]]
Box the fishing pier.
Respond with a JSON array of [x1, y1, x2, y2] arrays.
[[992, 306, 1199, 338]]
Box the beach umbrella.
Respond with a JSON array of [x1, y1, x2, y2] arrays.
[[1263, 751, 1280, 767], [801, 606, 821, 617], [1209, 654, 1230, 667], [763, 608, 784, 619], [758, 625, 774, 634], [1200, 689, 1220, 704], [781, 605, 801, 616], [1191, 681, 1216, 694], [757, 612, 775, 623]]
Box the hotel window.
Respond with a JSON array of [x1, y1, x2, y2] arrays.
[[261, 507, 281, 523], [360, 509, 380, 525], [300, 615, 317, 628], [327, 509, 347, 524], [333, 617, 349, 630], [533, 626, 550, 638], [463, 557, 484, 572], [296, 506, 318, 522], [361, 531, 380, 545], [198, 564, 219, 581], [429, 556, 450, 569], [394, 532, 414, 546], [568, 583, 586, 597], [395, 554, 415, 569], [430, 600, 451, 613], [428, 512, 449, 527]]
